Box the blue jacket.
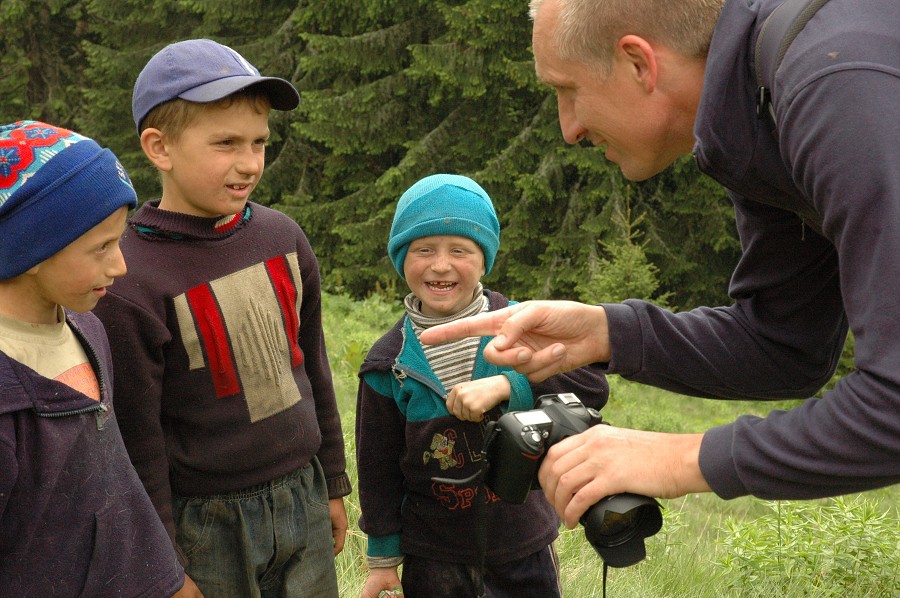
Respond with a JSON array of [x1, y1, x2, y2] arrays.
[[356, 290, 609, 565], [603, 0, 900, 499], [0, 310, 184, 597]]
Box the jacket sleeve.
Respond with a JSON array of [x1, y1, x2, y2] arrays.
[[355, 372, 406, 558], [603, 37, 900, 499]]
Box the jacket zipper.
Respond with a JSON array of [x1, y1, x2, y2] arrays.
[[36, 317, 109, 430], [392, 363, 447, 398], [38, 401, 107, 420]]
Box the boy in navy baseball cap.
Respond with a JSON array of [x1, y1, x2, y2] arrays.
[[93, 40, 351, 597], [0, 120, 184, 596]]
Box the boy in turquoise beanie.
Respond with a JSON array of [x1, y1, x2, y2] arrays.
[[387, 173, 501, 278], [356, 173, 609, 597]]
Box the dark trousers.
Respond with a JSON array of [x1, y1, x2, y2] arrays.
[[401, 543, 561, 598]]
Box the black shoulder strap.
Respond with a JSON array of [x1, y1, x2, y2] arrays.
[[755, 0, 832, 130]]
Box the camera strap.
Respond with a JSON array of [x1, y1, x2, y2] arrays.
[[430, 428, 491, 597], [603, 561, 610, 598]]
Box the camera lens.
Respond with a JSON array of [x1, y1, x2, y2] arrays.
[[597, 508, 639, 538], [581, 493, 663, 568]]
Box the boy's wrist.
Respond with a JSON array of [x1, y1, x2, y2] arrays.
[[367, 555, 404, 569]]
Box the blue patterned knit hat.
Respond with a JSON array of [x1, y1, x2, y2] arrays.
[[388, 174, 500, 278], [0, 121, 138, 280]]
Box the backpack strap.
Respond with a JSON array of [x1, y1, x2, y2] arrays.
[[755, 0, 832, 131]]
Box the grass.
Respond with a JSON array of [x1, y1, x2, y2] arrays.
[[321, 293, 899, 597]]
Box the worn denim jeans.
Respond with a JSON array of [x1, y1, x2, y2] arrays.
[[173, 458, 338, 598]]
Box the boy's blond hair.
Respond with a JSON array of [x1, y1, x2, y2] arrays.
[[141, 89, 272, 141]]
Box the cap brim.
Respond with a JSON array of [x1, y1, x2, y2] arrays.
[[179, 76, 300, 110]]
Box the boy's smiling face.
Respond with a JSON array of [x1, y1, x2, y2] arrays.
[[157, 99, 270, 218], [403, 235, 485, 318]]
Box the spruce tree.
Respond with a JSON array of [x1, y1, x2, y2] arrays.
[[9, 0, 742, 309]]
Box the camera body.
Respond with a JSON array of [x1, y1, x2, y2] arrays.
[[483, 393, 663, 568], [484, 392, 602, 503]]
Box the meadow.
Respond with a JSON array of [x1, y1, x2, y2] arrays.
[[322, 293, 899, 597]]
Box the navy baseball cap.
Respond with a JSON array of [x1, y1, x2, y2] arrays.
[[132, 38, 300, 132]]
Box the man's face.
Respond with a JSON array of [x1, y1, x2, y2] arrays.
[[531, 0, 691, 181]]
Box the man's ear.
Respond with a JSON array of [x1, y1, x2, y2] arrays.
[[140, 128, 172, 171], [618, 34, 658, 93]]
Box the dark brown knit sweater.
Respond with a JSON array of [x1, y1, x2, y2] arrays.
[[94, 200, 350, 546]]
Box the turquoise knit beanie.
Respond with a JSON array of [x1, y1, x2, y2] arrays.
[[0, 121, 138, 280], [388, 174, 500, 278]]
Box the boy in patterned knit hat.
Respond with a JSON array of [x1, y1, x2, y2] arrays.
[[0, 120, 184, 596], [355, 173, 609, 597], [92, 39, 350, 598]]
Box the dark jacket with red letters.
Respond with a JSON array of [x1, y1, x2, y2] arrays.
[[357, 290, 609, 565]]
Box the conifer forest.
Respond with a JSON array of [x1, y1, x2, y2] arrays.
[[1, 0, 741, 308]]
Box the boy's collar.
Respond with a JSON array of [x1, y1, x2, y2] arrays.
[[132, 201, 253, 241]]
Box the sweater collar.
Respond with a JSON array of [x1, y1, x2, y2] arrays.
[[130, 200, 252, 241]]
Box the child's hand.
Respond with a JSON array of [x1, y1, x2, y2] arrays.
[[172, 574, 205, 598], [330, 497, 348, 555], [361, 567, 403, 598], [445, 375, 511, 421]]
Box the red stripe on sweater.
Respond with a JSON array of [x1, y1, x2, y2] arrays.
[[266, 256, 303, 367], [186, 284, 240, 397]]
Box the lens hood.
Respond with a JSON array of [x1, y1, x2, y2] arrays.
[[580, 493, 663, 568]]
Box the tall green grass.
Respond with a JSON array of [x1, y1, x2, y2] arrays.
[[322, 293, 899, 597]]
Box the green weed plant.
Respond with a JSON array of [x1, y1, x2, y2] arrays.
[[718, 496, 900, 597]]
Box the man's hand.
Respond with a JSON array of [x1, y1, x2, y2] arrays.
[[330, 498, 348, 555], [538, 425, 711, 528], [419, 300, 610, 382], [446, 375, 511, 421]]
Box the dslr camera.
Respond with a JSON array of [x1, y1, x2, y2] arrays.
[[483, 393, 663, 568]]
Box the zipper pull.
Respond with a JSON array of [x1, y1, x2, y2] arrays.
[[392, 367, 407, 385], [96, 402, 108, 430]]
